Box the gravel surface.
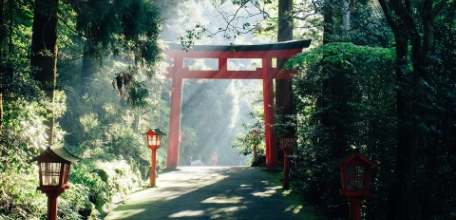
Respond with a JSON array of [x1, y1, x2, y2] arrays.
[[104, 166, 320, 220]]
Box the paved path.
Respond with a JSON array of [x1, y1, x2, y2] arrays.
[[104, 166, 320, 220]]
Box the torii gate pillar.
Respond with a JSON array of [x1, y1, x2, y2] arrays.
[[163, 40, 311, 169], [166, 57, 184, 168], [262, 56, 277, 169]]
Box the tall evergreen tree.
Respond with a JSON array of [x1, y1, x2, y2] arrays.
[[31, 0, 59, 145], [275, 0, 294, 135], [74, 0, 161, 96], [376, 0, 452, 218]]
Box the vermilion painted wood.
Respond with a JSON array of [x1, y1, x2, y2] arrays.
[[164, 40, 311, 169], [167, 57, 184, 169], [262, 57, 277, 170], [335, 149, 380, 220], [163, 49, 304, 58], [165, 67, 298, 79]]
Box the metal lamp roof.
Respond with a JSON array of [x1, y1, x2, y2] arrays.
[[31, 144, 81, 163]]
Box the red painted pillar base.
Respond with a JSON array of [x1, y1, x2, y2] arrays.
[[47, 196, 58, 220], [348, 197, 362, 220], [263, 57, 277, 170], [167, 57, 184, 169], [150, 149, 157, 186]]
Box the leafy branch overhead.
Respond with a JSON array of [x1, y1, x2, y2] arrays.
[[180, 0, 272, 49]]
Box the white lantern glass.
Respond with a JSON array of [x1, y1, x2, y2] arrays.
[[40, 163, 61, 186]]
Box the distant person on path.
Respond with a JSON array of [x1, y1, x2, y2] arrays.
[[210, 152, 217, 166]]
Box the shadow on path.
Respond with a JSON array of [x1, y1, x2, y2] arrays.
[[104, 166, 320, 220]]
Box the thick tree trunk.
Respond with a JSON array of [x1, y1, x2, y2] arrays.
[[321, 0, 338, 148], [341, 0, 350, 37], [386, 35, 415, 219], [323, 0, 335, 45], [0, 0, 4, 132], [80, 40, 96, 95], [377, 1, 445, 218], [31, 0, 59, 146], [320, 0, 334, 131], [276, 0, 293, 134]]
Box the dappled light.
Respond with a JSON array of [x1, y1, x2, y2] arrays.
[[285, 205, 303, 214], [3, 0, 455, 219], [104, 209, 146, 219], [251, 186, 281, 198], [201, 196, 244, 204], [169, 210, 206, 218], [104, 167, 316, 219]]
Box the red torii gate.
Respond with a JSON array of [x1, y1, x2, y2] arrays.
[[163, 39, 311, 169]]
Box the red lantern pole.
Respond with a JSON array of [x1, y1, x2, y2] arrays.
[[145, 128, 165, 186], [348, 197, 362, 220], [210, 152, 218, 166], [47, 194, 59, 220], [280, 134, 296, 190], [150, 148, 157, 186]]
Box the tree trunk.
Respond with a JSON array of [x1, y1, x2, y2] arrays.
[[321, 0, 339, 149], [320, 0, 334, 132], [376, 0, 447, 218], [31, 0, 59, 146], [341, 0, 350, 37], [276, 0, 293, 134], [80, 40, 96, 95], [0, 0, 4, 132], [323, 0, 335, 45], [386, 34, 415, 219]]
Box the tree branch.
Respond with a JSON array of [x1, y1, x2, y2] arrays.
[[431, 0, 448, 19], [377, 0, 397, 30]]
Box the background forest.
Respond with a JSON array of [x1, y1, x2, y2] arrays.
[[0, 0, 455, 220]]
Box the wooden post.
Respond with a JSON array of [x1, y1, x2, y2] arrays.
[[349, 197, 362, 220], [150, 149, 157, 186], [47, 195, 58, 220]]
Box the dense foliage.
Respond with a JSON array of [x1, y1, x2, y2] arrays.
[[221, 0, 456, 219], [0, 0, 165, 219], [286, 42, 397, 218]]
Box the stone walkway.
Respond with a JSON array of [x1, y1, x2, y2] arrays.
[[104, 166, 321, 220]]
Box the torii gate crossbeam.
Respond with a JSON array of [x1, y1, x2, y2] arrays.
[[163, 39, 311, 169]]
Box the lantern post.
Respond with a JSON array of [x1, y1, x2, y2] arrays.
[[145, 128, 166, 186], [34, 144, 81, 220], [210, 152, 218, 166], [334, 149, 380, 220], [280, 133, 297, 190]]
